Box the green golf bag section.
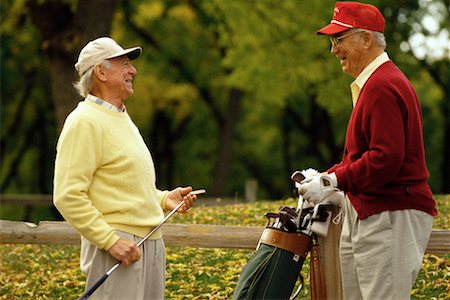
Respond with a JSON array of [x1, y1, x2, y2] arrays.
[[233, 225, 311, 300], [233, 205, 333, 300], [233, 170, 343, 300]]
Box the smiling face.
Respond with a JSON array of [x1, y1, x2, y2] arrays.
[[330, 30, 371, 78], [104, 55, 138, 101]]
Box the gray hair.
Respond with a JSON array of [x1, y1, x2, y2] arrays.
[[353, 28, 387, 50], [372, 31, 387, 50], [73, 60, 111, 98]]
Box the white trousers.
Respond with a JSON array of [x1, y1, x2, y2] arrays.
[[80, 231, 166, 300], [340, 196, 433, 300]]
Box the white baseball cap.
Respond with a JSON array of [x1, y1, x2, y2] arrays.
[[75, 37, 142, 76]]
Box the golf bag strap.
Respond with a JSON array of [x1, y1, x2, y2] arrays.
[[259, 228, 311, 258]]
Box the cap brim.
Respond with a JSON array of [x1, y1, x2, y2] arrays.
[[106, 46, 142, 60], [316, 23, 351, 35], [125, 47, 142, 60]]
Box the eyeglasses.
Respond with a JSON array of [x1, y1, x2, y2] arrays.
[[329, 30, 360, 46]]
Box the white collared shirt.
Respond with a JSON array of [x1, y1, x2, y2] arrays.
[[350, 52, 390, 107], [86, 94, 126, 112]]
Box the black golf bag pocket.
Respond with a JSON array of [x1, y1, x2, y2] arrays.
[[233, 228, 312, 300]]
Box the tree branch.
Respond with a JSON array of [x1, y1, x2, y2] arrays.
[[121, 0, 224, 123], [0, 69, 37, 161]]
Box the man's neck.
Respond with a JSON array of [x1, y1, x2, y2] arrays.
[[365, 48, 385, 69]]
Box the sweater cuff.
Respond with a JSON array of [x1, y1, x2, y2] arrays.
[[104, 234, 120, 251], [158, 190, 170, 211]]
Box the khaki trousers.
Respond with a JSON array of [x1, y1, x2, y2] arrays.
[[80, 231, 166, 300], [340, 196, 433, 300]]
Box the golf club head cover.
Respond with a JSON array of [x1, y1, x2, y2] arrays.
[[321, 190, 345, 206], [310, 210, 332, 237], [309, 189, 344, 236]]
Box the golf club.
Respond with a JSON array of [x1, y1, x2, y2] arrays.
[[290, 171, 306, 228], [77, 189, 206, 300]]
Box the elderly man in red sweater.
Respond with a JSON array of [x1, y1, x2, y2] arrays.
[[298, 2, 437, 299]]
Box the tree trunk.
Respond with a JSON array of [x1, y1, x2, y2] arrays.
[[150, 111, 176, 189], [27, 0, 118, 131], [441, 82, 450, 193], [209, 89, 243, 196]]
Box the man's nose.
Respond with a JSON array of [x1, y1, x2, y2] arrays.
[[130, 65, 137, 75]]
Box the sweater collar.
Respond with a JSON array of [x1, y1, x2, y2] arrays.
[[350, 52, 390, 107], [86, 94, 126, 113]]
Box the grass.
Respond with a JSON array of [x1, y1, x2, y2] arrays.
[[1, 196, 449, 299]]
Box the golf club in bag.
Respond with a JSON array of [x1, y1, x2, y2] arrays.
[[77, 189, 206, 300], [233, 171, 342, 300]]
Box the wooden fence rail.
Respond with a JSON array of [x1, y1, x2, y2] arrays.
[[1, 194, 53, 206], [0, 220, 262, 248], [0, 194, 246, 207], [3, 194, 448, 300], [1, 220, 449, 253]]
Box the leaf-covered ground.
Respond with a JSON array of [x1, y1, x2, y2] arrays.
[[1, 196, 449, 299]]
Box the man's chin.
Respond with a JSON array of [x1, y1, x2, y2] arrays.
[[341, 66, 353, 77], [125, 89, 134, 99]]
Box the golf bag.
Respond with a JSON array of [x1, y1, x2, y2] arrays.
[[233, 171, 343, 300]]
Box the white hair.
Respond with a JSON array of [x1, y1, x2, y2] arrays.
[[372, 31, 387, 50], [73, 60, 111, 97], [353, 28, 386, 50]]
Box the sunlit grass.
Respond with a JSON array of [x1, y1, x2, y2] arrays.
[[0, 196, 448, 299]]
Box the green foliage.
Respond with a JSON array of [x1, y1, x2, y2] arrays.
[[1, 0, 448, 199], [1, 196, 449, 299], [1, 0, 56, 194]]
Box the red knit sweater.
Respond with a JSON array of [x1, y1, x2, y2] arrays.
[[328, 61, 437, 220]]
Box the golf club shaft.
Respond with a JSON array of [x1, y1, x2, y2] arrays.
[[77, 200, 186, 300], [77, 263, 120, 300], [291, 171, 306, 227], [137, 200, 185, 247]]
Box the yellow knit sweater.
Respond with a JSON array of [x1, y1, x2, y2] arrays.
[[53, 100, 168, 250]]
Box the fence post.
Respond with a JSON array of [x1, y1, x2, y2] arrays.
[[317, 219, 343, 300], [245, 179, 258, 203]]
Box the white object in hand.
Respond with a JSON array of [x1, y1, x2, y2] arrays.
[[299, 175, 335, 204], [190, 189, 206, 195]]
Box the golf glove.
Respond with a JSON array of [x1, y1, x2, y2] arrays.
[[298, 173, 337, 204]]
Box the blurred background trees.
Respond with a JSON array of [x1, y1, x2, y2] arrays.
[[1, 0, 449, 213]]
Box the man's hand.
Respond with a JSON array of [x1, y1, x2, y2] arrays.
[[108, 239, 141, 267], [166, 186, 197, 213], [298, 174, 336, 204]]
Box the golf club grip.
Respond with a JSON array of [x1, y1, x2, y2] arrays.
[[77, 273, 109, 300]]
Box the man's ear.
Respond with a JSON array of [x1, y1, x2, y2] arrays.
[[362, 31, 373, 50], [93, 64, 107, 81]]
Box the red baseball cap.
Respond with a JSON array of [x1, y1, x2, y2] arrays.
[[316, 2, 385, 35]]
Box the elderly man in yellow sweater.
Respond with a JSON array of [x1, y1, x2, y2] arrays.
[[53, 37, 197, 300]]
